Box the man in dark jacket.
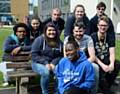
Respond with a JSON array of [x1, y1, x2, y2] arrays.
[[87, 2, 115, 43], [43, 8, 65, 36]]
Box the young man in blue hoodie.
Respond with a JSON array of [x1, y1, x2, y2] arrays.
[[55, 38, 95, 94]]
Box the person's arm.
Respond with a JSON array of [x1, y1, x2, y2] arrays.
[[108, 47, 115, 72], [95, 57, 109, 72], [64, 16, 75, 38], [87, 47, 95, 62], [79, 62, 95, 90], [21, 45, 31, 51], [63, 37, 69, 57], [87, 36, 95, 62], [3, 36, 19, 53]]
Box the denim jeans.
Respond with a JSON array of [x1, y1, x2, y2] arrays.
[[91, 63, 99, 94], [31, 62, 58, 94]]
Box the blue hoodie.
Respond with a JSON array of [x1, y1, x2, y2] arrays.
[[55, 51, 95, 94]]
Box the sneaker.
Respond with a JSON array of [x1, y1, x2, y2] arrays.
[[2, 82, 9, 87]]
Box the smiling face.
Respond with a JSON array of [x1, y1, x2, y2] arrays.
[[74, 6, 85, 20], [97, 7, 105, 16], [65, 43, 78, 61], [16, 27, 27, 40], [52, 8, 61, 21], [73, 26, 85, 40], [97, 20, 108, 34], [31, 19, 40, 30], [46, 26, 56, 39]]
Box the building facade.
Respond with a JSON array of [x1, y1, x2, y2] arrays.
[[0, 0, 11, 24], [38, 0, 70, 21], [11, 0, 29, 23], [38, 0, 120, 32]]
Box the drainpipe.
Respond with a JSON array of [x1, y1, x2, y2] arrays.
[[110, 0, 114, 20]]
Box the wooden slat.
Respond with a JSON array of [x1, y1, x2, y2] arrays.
[[3, 51, 31, 62], [6, 62, 31, 68], [4, 55, 31, 62], [7, 70, 38, 78], [18, 51, 31, 55]]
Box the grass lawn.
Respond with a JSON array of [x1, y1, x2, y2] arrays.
[[0, 27, 12, 87], [0, 27, 120, 87]]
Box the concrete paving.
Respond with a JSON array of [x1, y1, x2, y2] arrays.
[[0, 87, 15, 94], [0, 80, 120, 94]]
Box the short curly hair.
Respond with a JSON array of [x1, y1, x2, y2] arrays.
[[13, 23, 30, 36]]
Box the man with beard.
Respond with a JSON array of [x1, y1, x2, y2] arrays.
[[31, 22, 63, 94], [64, 22, 99, 94]]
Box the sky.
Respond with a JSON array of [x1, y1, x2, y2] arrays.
[[34, 0, 38, 6], [30, 0, 38, 6]]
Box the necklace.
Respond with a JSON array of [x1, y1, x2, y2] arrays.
[[97, 32, 107, 59]]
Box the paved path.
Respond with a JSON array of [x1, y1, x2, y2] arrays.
[[0, 80, 120, 94], [0, 87, 15, 94]]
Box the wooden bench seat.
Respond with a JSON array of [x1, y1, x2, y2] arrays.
[[3, 51, 38, 94], [7, 70, 37, 78], [3, 51, 56, 94]]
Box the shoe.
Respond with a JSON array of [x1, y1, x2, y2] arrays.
[[2, 82, 9, 87]]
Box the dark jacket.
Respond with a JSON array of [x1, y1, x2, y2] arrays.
[[87, 14, 115, 42], [28, 24, 43, 43], [64, 15, 89, 38], [32, 35, 63, 65], [2, 34, 31, 60], [43, 17, 65, 35]]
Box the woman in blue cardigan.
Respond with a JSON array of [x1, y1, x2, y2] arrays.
[[31, 22, 63, 94]]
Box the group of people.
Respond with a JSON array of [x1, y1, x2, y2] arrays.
[[0, 1, 119, 94]]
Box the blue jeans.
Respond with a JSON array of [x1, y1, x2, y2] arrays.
[[91, 63, 99, 94], [31, 62, 58, 94]]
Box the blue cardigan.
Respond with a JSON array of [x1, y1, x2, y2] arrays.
[[31, 35, 63, 65]]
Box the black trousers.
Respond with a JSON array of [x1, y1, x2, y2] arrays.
[[64, 87, 89, 94], [99, 61, 120, 94]]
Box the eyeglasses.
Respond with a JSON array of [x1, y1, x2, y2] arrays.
[[98, 8, 105, 11]]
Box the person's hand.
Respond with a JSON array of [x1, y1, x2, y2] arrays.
[[108, 63, 114, 72], [50, 63, 55, 70], [11, 47, 21, 55], [30, 36, 34, 40], [45, 64, 51, 70], [101, 64, 109, 72]]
